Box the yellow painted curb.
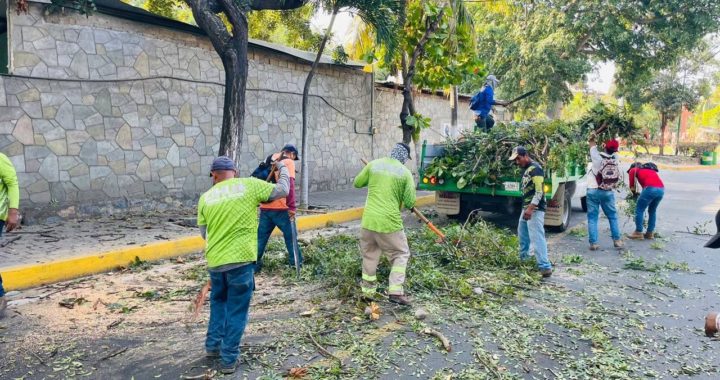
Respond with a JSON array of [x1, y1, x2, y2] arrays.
[[2, 194, 436, 291]]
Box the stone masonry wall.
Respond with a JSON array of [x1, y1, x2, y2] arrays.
[[1, 3, 472, 221]]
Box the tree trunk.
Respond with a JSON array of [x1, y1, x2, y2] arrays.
[[300, 6, 338, 207], [399, 8, 445, 145], [659, 113, 667, 156], [450, 85, 458, 132]]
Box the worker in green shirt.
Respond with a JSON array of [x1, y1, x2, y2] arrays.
[[197, 156, 289, 375], [354, 143, 416, 306], [0, 152, 20, 318]]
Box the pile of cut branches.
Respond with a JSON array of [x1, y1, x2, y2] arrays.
[[424, 103, 638, 189]]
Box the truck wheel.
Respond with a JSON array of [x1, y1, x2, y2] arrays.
[[550, 191, 572, 232], [580, 196, 588, 212]]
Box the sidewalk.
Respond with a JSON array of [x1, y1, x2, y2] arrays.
[[0, 188, 434, 291]]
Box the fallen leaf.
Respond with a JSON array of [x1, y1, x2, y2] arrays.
[[288, 367, 308, 378]]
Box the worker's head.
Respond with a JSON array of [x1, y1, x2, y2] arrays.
[[209, 156, 237, 185], [390, 143, 412, 164], [627, 162, 642, 173], [486, 74, 500, 89], [604, 139, 619, 154], [281, 144, 300, 160], [508, 146, 530, 167]]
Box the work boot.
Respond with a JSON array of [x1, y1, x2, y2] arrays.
[[389, 294, 412, 306], [220, 361, 237, 374], [644, 232, 655, 240], [0, 296, 6, 318], [627, 231, 644, 240], [540, 268, 553, 278], [613, 240, 624, 249], [589, 244, 600, 251]]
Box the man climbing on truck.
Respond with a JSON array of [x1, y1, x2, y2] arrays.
[[470, 74, 509, 132], [354, 143, 416, 306], [509, 146, 553, 278]]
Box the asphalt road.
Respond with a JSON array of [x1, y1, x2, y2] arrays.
[[1, 168, 719, 379]]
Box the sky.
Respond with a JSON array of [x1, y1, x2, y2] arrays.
[[311, 11, 617, 95]]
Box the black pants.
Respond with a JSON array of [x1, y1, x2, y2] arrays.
[[474, 114, 495, 132]]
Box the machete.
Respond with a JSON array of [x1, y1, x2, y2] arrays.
[[505, 90, 537, 106]]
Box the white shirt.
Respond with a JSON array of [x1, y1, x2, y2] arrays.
[[587, 146, 618, 189]]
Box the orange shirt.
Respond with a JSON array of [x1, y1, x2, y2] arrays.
[[260, 154, 296, 211]]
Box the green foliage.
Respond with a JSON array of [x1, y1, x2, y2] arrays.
[[404, 113, 431, 142], [561, 254, 584, 265], [331, 45, 349, 65], [577, 103, 643, 144], [247, 6, 324, 51], [45, 0, 97, 17]]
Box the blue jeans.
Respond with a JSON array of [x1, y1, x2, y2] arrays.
[[0, 220, 4, 297], [257, 210, 302, 271], [635, 187, 664, 233], [586, 189, 621, 244], [206, 264, 255, 366], [518, 210, 552, 270]]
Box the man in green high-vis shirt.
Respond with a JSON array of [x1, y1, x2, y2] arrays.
[[197, 156, 289, 375], [0, 152, 20, 318], [354, 143, 416, 306]]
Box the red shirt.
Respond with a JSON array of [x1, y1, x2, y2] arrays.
[[628, 167, 664, 189]]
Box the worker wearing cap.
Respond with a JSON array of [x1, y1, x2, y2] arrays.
[[469, 74, 509, 132], [586, 137, 623, 250], [256, 144, 302, 272], [0, 152, 20, 318], [354, 143, 416, 306], [509, 146, 552, 277], [197, 156, 290, 374]]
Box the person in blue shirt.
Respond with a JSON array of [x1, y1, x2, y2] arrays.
[[470, 75, 508, 132]]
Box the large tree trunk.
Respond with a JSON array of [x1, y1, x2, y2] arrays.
[[300, 7, 338, 208], [659, 113, 667, 156]]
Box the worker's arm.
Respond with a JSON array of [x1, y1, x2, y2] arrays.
[[267, 161, 290, 201], [197, 201, 207, 240], [402, 173, 417, 209], [353, 163, 370, 188], [589, 145, 602, 172], [0, 154, 20, 232], [628, 168, 638, 192]]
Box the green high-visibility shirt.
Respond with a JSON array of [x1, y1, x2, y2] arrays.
[[354, 157, 416, 233], [0, 153, 20, 222], [197, 178, 276, 269]]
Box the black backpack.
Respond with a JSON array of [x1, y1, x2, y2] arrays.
[[250, 155, 275, 182], [641, 162, 659, 172]]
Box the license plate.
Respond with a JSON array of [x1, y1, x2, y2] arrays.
[[436, 192, 460, 215], [503, 182, 519, 191]]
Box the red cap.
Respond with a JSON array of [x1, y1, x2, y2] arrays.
[[605, 139, 619, 152]]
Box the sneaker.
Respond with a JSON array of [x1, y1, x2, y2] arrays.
[[589, 244, 600, 251], [540, 268, 553, 278], [613, 240, 624, 249], [389, 294, 412, 306], [627, 231, 644, 240], [644, 232, 655, 240], [220, 361, 237, 374], [0, 296, 6, 318]]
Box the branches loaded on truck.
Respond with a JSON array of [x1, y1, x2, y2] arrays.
[[418, 104, 640, 231]]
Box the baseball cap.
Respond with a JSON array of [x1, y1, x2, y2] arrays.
[[605, 139, 619, 152], [508, 146, 527, 161], [282, 144, 300, 160], [210, 156, 236, 172]]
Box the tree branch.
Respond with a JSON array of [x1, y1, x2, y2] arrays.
[[247, 0, 307, 10], [185, 0, 232, 53]]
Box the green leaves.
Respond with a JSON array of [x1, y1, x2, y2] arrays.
[[405, 113, 432, 143]]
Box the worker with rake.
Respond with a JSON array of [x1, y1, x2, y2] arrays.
[[196, 156, 290, 374], [354, 143, 416, 306]]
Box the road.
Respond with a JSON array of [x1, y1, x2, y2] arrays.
[[1, 168, 718, 379]]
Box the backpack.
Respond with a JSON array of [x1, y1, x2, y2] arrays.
[[250, 155, 275, 182], [469, 86, 487, 111], [595, 153, 620, 190], [641, 162, 659, 172]]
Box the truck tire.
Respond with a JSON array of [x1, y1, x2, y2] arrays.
[[580, 196, 588, 212], [550, 190, 572, 232]]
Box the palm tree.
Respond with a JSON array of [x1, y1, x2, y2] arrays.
[[299, 0, 404, 207]]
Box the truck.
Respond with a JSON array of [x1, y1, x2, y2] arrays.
[[418, 140, 588, 231]]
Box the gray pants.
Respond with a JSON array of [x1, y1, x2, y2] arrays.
[[359, 228, 411, 296]]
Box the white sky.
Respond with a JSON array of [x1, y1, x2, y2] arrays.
[[312, 12, 617, 94]]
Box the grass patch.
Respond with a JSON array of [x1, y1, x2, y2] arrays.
[[568, 227, 588, 238], [561, 254, 584, 265]]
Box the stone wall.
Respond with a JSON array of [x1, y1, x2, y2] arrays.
[[1, 3, 472, 221]]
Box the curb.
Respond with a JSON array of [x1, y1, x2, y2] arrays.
[[2, 194, 436, 291]]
